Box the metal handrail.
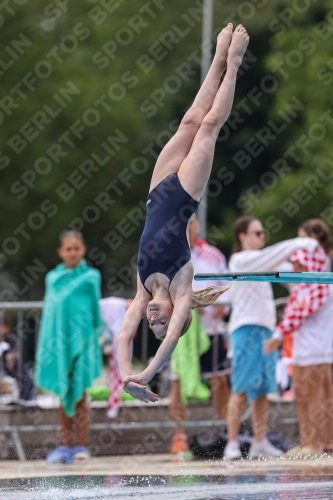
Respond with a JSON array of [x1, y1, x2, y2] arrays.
[[0, 420, 227, 433], [0, 302, 44, 310], [0, 408, 253, 461], [0, 405, 298, 461]]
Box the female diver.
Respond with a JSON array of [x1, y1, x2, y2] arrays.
[[117, 24, 249, 402]]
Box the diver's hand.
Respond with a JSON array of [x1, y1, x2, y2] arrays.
[[125, 372, 149, 386], [123, 376, 158, 403]]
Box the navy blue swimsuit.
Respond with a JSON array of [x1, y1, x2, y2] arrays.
[[137, 173, 200, 295]]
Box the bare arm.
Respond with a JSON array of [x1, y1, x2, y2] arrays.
[[125, 293, 192, 386], [116, 293, 158, 403], [116, 294, 144, 381], [229, 237, 318, 273]]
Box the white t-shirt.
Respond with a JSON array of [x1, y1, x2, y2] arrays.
[[228, 237, 319, 334], [292, 285, 333, 366], [99, 297, 127, 341], [0, 341, 10, 357]]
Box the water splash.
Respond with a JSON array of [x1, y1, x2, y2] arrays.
[[1, 474, 333, 500]]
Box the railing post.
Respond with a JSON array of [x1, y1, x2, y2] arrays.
[[16, 311, 24, 392], [34, 311, 40, 352], [0, 310, 4, 376], [11, 429, 26, 461]]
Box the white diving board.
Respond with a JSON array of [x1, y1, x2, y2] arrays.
[[194, 272, 333, 284]]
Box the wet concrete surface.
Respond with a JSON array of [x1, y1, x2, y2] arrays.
[[1, 454, 333, 499]]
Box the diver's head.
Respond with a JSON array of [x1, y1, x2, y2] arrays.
[[147, 297, 173, 339]]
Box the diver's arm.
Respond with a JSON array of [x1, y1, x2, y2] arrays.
[[128, 293, 191, 385], [116, 293, 144, 381], [117, 295, 158, 402], [117, 277, 159, 403]]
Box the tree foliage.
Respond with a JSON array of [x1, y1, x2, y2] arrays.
[[0, 0, 332, 298], [251, 0, 333, 243]]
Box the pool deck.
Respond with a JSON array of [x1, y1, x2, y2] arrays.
[[1, 453, 333, 480]]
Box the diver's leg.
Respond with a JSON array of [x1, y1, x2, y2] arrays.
[[178, 25, 249, 200], [149, 24, 233, 191]]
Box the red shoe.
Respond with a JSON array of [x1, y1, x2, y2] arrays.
[[169, 433, 189, 454]]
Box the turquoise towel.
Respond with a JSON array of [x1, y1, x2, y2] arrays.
[[35, 259, 103, 416]]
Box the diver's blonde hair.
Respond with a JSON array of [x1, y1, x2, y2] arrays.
[[180, 285, 231, 337], [191, 284, 231, 310]]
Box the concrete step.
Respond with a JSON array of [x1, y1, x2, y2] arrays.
[[0, 398, 298, 460]]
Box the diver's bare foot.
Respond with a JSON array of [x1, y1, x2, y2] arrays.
[[216, 23, 233, 69], [227, 24, 249, 68]]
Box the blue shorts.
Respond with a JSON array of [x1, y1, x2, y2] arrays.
[[230, 325, 277, 402]]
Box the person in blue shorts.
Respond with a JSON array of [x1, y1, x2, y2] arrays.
[[224, 216, 318, 460]]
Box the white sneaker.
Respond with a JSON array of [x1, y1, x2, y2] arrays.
[[224, 440, 242, 460], [248, 438, 283, 459]]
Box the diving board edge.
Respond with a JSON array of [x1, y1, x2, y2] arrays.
[[194, 272, 333, 284]]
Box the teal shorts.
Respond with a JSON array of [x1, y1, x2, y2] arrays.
[[230, 325, 277, 402]]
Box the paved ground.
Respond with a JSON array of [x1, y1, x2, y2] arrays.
[[1, 454, 333, 479]]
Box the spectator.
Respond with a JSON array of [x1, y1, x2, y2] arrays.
[[169, 215, 231, 455], [265, 247, 332, 455], [35, 231, 103, 464], [279, 219, 333, 401], [0, 316, 18, 379], [0, 315, 36, 403], [265, 219, 333, 456], [0, 315, 11, 369], [0, 315, 19, 396], [100, 297, 132, 418], [169, 310, 210, 456], [224, 216, 318, 460], [299, 219, 333, 453], [299, 218, 333, 271]]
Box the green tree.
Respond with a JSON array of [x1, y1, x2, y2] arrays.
[[1, 0, 332, 299], [239, 1, 333, 244]]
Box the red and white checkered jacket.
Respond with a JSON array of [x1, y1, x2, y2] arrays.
[[193, 238, 228, 266], [276, 248, 330, 336]]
